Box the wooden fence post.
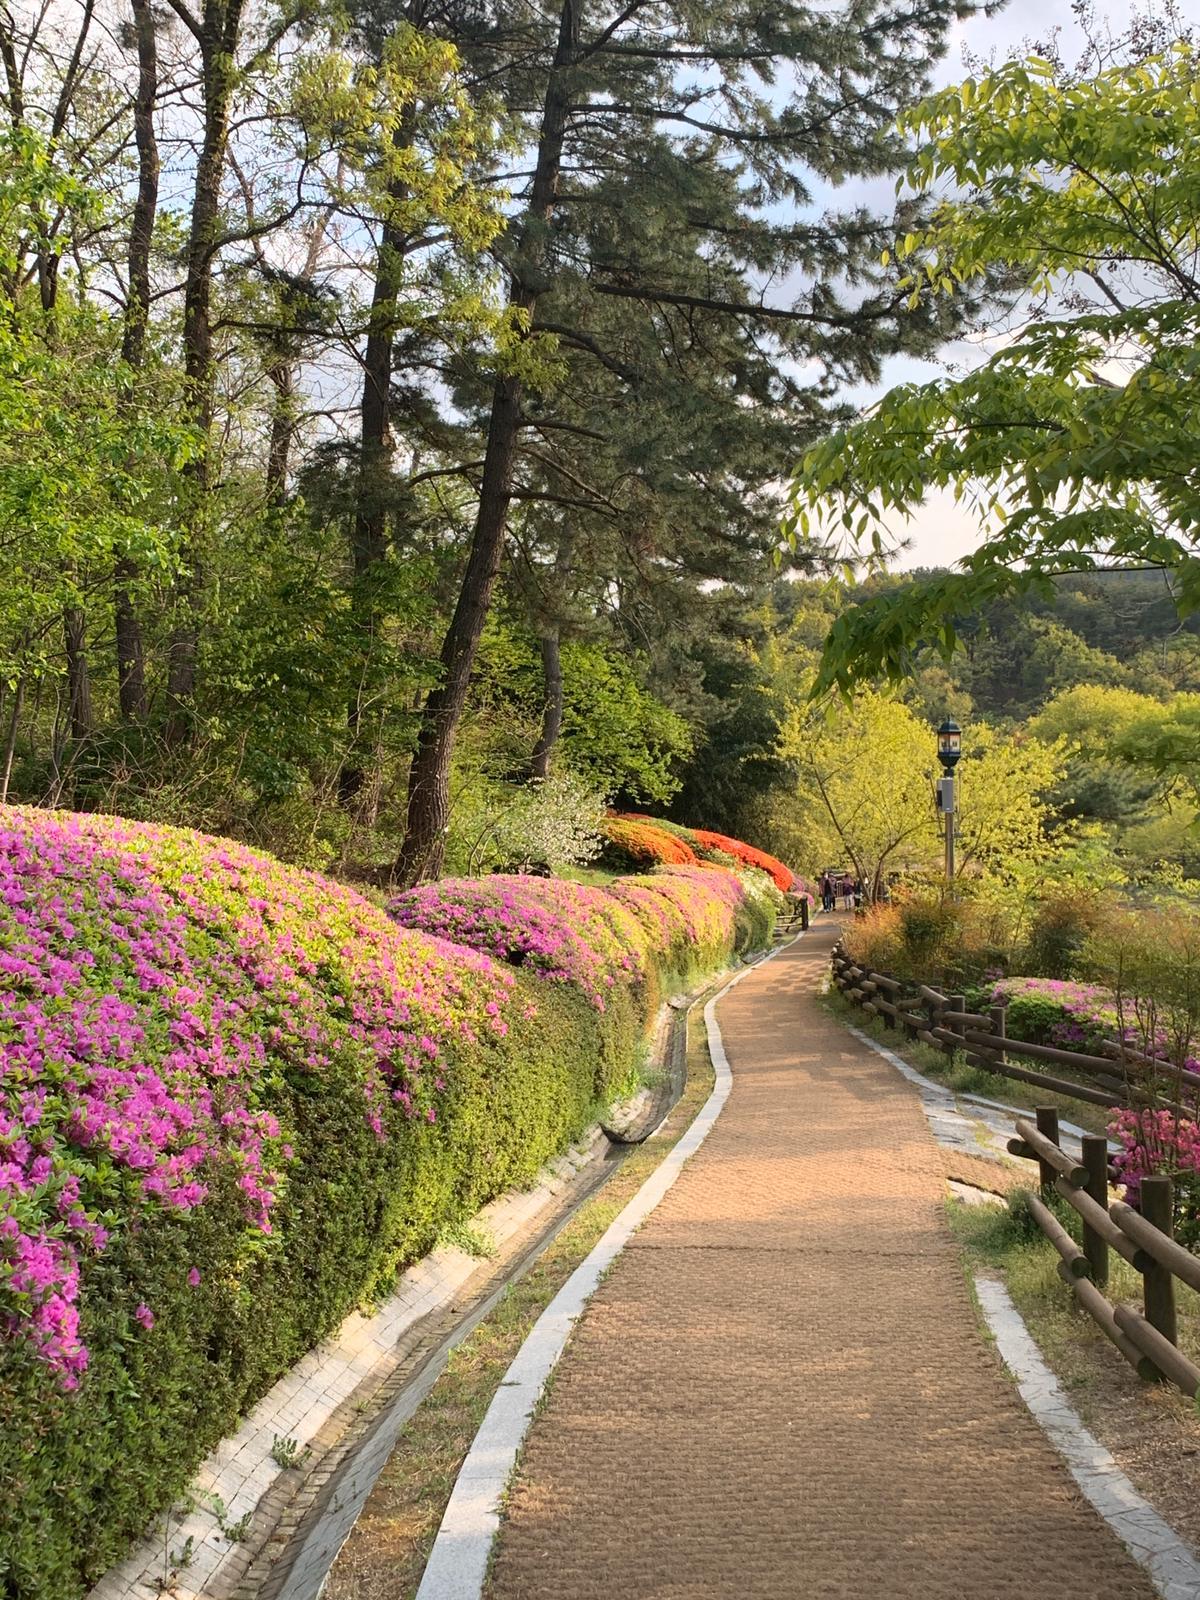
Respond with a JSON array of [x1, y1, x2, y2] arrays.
[[898, 986, 913, 1041], [800, 898, 809, 931], [1080, 1135, 1110, 1288], [944, 994, 965, 1058], [1034, 1106, 1060, 1196], [988, 1004, 1007, 1066], [1140, 1175, 1178, 1347]]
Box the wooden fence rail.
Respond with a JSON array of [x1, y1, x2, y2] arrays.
[[1020, 1107, 1200, 1397], [829, 942, 1134, 1111], [829, 941, 1200, 1396]]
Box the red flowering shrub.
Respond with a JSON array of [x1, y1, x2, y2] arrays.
[[612, 813, 700, 848], [610, 814, 800, 896], [688, 828, 796, 893], [1110, 1108, 1200, 1250]]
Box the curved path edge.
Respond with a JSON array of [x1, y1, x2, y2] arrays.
[[412, 934, 801, 1600], [834, 1005, 1200, 1598]]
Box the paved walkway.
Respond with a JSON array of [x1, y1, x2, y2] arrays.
[[485, 922, 1159, 1599]]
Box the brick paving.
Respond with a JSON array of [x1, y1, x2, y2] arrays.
[[485, 922, 1160, 1600]]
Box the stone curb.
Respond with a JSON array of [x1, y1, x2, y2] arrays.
[[976, 1276, 1200, 1600]]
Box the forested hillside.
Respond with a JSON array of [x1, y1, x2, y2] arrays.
[[666, 567, 1200, 889]]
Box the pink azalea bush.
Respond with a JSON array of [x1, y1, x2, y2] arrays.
[[1109, 1108, 1200, 1250], [992, 975, 1200, 1088], [0, 808, 517, 1389], [391, 865, 779, 1089], [2, 808, 776, 1598], [990, 976, 1120, 1054], [389, 877, 653, 1008]]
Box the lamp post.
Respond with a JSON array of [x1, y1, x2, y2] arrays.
[[936, 717, 962, 891]]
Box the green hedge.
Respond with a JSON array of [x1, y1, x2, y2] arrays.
[[0, 814, 775, 1599]]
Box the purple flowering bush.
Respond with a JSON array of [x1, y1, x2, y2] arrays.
[[390, 877, 653, 1007], [0, 808, 663, 1599], [390, 866, 778, 1093], [990, 976, 1120, 1054]]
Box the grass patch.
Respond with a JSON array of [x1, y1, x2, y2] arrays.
[[947, 1191, 1200, 1375], [821, 988, 1112, 1135], [435, 1220, 498, 1260], [323, 1005, 717, 1600], [560, 866, 622, 887]]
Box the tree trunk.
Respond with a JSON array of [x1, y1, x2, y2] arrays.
[[394, 0, 581, 884], [266, 359, 294, 506], [341, 113, 418, 811], [1, 676, 24, 803], [115, 0, 159, 721], [530, 625, 563, 780], [166, 0, 245, 743], [63, 608, 94, 741]]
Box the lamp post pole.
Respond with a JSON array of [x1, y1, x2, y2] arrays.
[[945, 795, 955, 886], [936, 718, 962, 895]]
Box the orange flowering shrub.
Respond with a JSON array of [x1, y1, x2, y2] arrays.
[[599, 817, 698, 867]]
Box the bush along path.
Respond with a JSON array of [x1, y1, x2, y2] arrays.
[[0, 807, 787, 1600], [478, 920, 1164, 1600]]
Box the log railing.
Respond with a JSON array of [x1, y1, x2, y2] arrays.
[[830, 941, 1133, 1110], [829, 941, 1200, 1395], [1012, 1106, 1200, 1396]]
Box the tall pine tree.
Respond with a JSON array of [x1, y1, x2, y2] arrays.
[[393, 0, 981, 880]]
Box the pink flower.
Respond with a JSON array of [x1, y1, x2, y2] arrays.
[[187, 1267, 201, 1287], [135, 1303, 154, 1331]]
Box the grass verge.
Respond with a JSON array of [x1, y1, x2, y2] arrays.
[[322, 1001, 718, 1600], [947, 1192, 1200, 1551]]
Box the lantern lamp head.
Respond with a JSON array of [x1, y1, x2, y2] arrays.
[[936, 717, 962, 772]]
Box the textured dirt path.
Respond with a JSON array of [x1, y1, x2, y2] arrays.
[[485, 921, 1159, 1600]]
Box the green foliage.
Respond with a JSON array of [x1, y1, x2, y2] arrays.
[[843, 895, 1011, 989], [786, 41, 1200, 699], [557, 644, 693, 804], [1022, 893, 1105, 981], [1082, 905, 1200, 1073], [1, 971, 626, 1600], [0, 131, 192, 692], [451, 771, 607, 875]]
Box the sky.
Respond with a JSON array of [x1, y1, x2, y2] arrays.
[[854, 0, 1200, 570]]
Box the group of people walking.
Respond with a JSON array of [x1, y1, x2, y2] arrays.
[[819, 872, 861, 913]]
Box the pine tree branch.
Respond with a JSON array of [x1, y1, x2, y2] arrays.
[[591, 280, 901, 327]]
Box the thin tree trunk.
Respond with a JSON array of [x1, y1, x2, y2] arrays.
[[341, 113, 418, 811], [166, 0, 245, 744], [63, 607, 93, 740], [115, 0, 159, 721], [394, 0, 581, 884], [266, 359, 293, 505], [530, 625, 563, 780], [1, 676, 24, 803]]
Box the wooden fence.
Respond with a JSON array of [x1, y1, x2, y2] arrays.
[[830, 941, 1136, 1111], [830, 941, 1200, 1395], [1012, 1107, 1200, 1396]]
